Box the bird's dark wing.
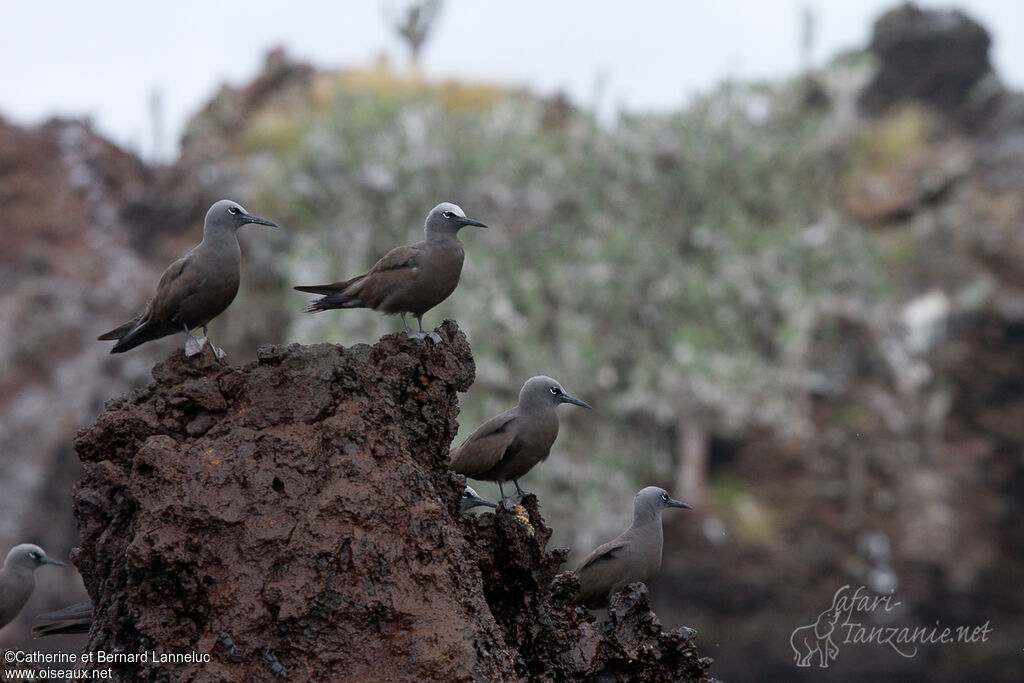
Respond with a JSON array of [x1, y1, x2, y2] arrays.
[[449, 411, 518, 477], [32, 601, 93, 637], [365, 242, 424, 276], [343, 243, 425, 307], [574, 537, 632, 608], [294, 242, 425, 310], [102, 255, 195, 350], [575, 539, 628, 574], [144, 254, 199, 325]]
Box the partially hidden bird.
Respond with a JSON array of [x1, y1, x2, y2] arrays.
[[574, 486, 691, 609], [294, 202, 487, 339], [0, 544, 66, 630], [460, 486, 498, 514], [98, 199, 278, 359], [449, 375, 591, 504]]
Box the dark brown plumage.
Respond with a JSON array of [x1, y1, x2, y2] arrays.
[[294, 202, 487, 336], [98, 199, 277, 357], [574, 487, 691, 609], [449, 375, 591, 502], [32, 601, 93, 637]]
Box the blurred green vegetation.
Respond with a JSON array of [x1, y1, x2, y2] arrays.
[[244, 69, 895, 547]]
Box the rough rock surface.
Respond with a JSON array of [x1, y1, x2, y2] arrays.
[[859, 3, 1000, 124], [70, 321, 712, 682]]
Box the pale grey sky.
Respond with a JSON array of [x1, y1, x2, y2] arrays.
[[3, 1, 1022, 159]]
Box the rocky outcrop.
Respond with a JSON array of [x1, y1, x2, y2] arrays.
[[859, 3, 1001, 124], [0, 116, 163, 637], [69, 321, 712, 682]]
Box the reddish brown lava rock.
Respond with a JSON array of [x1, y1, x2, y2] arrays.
[[469, 497, 714, 682], [69, 320, 713, 682]]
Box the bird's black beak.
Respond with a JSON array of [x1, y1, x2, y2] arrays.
[[667, 498, 693, 510], [242, 213, 279, 228], [40, 557, 67, 567], [457, 216, 488, 229], [559, 393, 592, 410]]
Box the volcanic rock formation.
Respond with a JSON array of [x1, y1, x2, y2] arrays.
[[67, 321, 712, 681]]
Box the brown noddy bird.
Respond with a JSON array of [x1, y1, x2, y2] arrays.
[[449, 376, 591, 503], [460, 486, 498, 514], [294, 202, 487, 338], [0, 544, 66, 630], [32, 601, 93, 637], [98, 199, 278, 358], [574, 486, 692, 609]]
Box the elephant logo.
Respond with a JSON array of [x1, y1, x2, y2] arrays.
[[790, 596, 845, 668]]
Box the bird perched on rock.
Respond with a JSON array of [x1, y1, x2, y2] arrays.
[[0, 544, 66, 630], [294, 202, 487, 339], [32, 601, 93, 637], [460, 486, 497, 514], [98, 199, 278, 359], [574, 486, 691, 609], [449, 376, 591, 504]]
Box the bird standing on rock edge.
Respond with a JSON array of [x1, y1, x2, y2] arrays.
[[449, 375, 591, 505], [574, 486, 692, 609], [98, 199, 279, 360], [294, 202, 487, 340], [0, 544, 66, 630]]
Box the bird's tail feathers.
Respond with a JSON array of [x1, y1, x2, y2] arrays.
[[295, 276, 366, 313], [294, 274, 363, 295], [97, 318, 139, 341], [302, 295, 367, 314], [107, 320, 152, 353], [293, 284, 342, 296]]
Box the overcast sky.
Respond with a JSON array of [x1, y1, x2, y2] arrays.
[[3, 1, 1022, 159]]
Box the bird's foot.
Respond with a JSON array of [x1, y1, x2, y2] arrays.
[[426, 331, 443, 344], [184, 335, 206, 357], [406, 329, 428, 341], [500, 496, 526, 511], [211, 344, 228, 362]]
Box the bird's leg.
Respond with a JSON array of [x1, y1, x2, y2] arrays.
[[419, 315, 442, 344], [203, 324, 227, 363], [184, 324, 205, 357], [513, 480, 528, 504], [400, 313, 416, 337], [499, 481, 520, 511], [404, 313, 427, 340]]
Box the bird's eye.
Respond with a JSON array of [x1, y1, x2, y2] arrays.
[[549, 386, 561, 395], [442, 211, 454, 219], [228, 206, 240, 215], [28, 551, 39, 560], [661, 493, 669, 501]]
